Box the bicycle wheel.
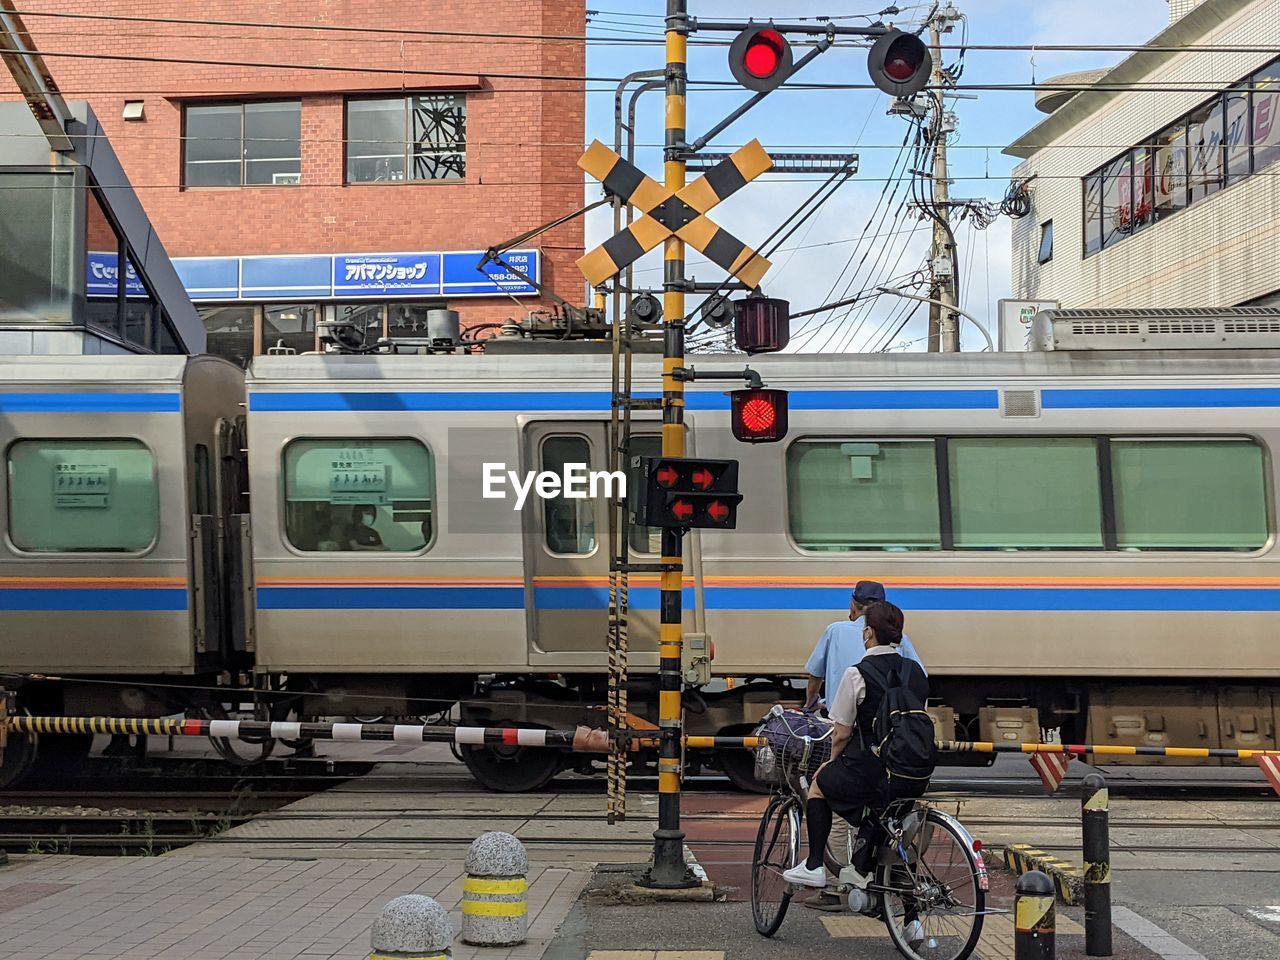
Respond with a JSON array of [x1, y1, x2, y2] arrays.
[[880, 809, 985, 960], [751, 795, 801, 937]]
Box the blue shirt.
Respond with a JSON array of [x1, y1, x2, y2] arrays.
[[805, 617, 927, 705]]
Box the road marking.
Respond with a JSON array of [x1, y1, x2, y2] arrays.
[[1247, 905, 1280, 924], [1113, 906, 1210, 960], [823, 912, 1083, 960], [587, 954, 724, 960]]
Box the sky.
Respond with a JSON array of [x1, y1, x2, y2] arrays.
[[579, 0, 1173, 351]]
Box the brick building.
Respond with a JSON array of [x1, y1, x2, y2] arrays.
[[0, 1, 586, 364], [1006, 0, 1280, 315]]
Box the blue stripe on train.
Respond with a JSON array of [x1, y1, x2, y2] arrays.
[[247, 389, 1000, 413], [1042, 387, 1280, 409], [0, 588, 188, 611], [251, 584, 1280, 613], [0, 393, 181, 413]]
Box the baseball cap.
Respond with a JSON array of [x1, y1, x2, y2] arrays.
[[852, 580, 886, 605]]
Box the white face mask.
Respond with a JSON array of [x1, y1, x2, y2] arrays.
[[361, 513, 375, 527]]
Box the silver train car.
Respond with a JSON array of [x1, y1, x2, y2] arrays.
[[2, 346, 1278, 790], [242, 349, 1278, 789], [0, 355, 248, 786]]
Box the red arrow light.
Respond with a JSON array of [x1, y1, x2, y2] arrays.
[[670, 499, 695, 522], [691, 467, 716, 490], [706, 500, 731, 524], [655, 464, 679, 488]]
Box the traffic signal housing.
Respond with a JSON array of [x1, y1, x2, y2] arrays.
[[634, 456, 743, 530], [734, 295, 790, 354], [731, 388, 789, 444], [729, 24, 794, 92], [867, 29, 932, 98]]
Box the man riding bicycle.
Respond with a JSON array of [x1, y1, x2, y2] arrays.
[[783, 602, 932, 896]]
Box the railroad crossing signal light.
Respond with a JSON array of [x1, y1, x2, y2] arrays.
[[635, 456, 743, 530], [867, 29, 933, 98], [731, 388, 789, 444], [734, 295, 790, 354], [729, 24, 794, 92]]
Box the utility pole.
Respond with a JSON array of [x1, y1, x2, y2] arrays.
[[646, 0, 694, 890], [926, 6, 960, 352]]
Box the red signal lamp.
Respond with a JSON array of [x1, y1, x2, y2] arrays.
[[706, 500, 732, 524], [731, 387, 789, 444], [729, 24, 794, 93], [670, 499, 695, 523], [655, 464, 680, 488], [867, 29, 933, 98], [691, 466, 715, 490]]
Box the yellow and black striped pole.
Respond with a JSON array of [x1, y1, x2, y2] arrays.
[[646, 0, 695, 891], [1081, 773, 1113, 956], [1015, 869, 1057, 960]]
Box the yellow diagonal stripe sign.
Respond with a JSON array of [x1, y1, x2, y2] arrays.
[[577, 139, 774, 288]]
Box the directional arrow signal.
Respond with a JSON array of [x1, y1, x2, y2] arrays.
[[576, 139, 774, 288]]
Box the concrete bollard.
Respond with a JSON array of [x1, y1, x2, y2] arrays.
[[462, 831, 529, 947], [1081, 772, 1113, 956], [1014, 870, 1056, 960], [369, 895, 452, 960]]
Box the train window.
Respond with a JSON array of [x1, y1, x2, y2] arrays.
[[786, 440, 941, 551], [1111, 439, 1267, 551], [541, 435, 597, 555], [7, 439, 158, 553], [628, 435, 662, 554], [283, 438, 434, 553], [949, 438, 1103, 550]]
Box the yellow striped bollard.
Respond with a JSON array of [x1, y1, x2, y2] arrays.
[[462, 832, 528, 947], [1015, 870, 1056, 960], [369, 895, 452, 960]]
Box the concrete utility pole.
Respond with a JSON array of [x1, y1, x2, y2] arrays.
[[926, 7, 959, 352], [647, 0, 693, 890]]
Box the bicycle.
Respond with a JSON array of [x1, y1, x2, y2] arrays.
[[751, 712, 989, 960]]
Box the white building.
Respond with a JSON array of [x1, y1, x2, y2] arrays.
[[1007, 0, 1280, 310]]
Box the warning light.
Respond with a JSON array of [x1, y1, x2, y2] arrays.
[[734, 295, 790, 354], [729, 24, 794, 93], [706, 500, 732, 524], [634, 457, 743, 530], [867, 29, 932, 98], [731, 388, 789, 444]]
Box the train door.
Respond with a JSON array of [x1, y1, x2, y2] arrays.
[[522, 421, 676, 665]]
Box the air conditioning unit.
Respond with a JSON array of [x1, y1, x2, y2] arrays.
[[273, 172, 301, 185], [1031, 307, 1280, 351]]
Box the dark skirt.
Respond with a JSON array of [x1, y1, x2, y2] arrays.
[[816, 748, 888, 821]]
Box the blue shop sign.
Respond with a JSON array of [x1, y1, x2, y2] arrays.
[[442, 249, 538, 296], [87, 251, 147, 297], [333, 253, 442, 297]]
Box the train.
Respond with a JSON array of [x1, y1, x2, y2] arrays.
[[1, 327, 1278, 790]]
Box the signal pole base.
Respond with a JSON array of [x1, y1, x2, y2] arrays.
[[637, 830, 700, 890]]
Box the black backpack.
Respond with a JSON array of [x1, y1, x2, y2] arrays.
[[868, 662, 937, 787]]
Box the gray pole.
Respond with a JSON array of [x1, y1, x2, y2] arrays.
[[927, 13, 959, 352]]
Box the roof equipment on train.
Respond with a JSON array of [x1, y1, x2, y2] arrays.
[[1032, 307, 1280, 351]]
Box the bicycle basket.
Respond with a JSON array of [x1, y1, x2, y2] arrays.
[[753, 708, 833, 784]]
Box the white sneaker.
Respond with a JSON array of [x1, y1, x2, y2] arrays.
[[905, 919, 925, 946], [781, 863, 828, 888], [837, 865, 872, 889]]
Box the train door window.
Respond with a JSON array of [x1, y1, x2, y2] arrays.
[[949, 437, 1102, 550], [194, 444, 212, 515], [628, 435, 662, 554], [7, 439, 158, 553], [786, 440, 941, 551], [1111, 438, 1267, 551], [283, 438, 434, 552], [541, 435, 597, 555]]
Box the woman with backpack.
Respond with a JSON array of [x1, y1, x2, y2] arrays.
[[782, 601, 935, 891]]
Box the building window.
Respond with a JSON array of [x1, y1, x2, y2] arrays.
[[1082, 174, 1102, 257], [1037, 220, 1054, 264], [346, 94, 466, 183], [8, 439, 158, 553], [198, 305, 256, 367], [1187, 97, 1226, 203], [1101, 153, 1134, 248], [1225, 84, 1252, 183], [184, 101, 301, 187], [1252, 62, 1280, 172], [283, 438, 434, 552], [262, 303, 318, 355], [786, 440, 942, 552]]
